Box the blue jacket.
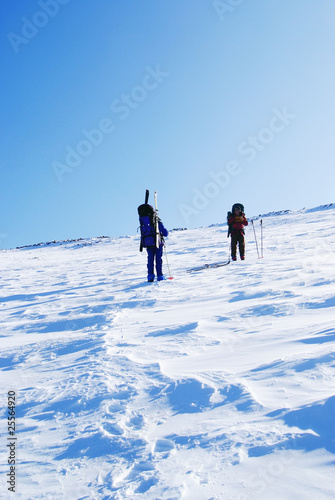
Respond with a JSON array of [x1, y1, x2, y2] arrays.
[[159, 221, 168, 240]]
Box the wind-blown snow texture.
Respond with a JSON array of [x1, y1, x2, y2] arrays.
[[1, 205, 335, 500]]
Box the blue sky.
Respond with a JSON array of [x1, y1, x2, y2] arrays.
[[1, 0, 335, 249]]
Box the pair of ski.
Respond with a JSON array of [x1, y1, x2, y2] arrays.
[[144, 189, 160, 249], [187, 260, 230, 273]]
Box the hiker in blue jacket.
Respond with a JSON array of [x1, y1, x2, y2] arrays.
[[146, 220, 168, 282]]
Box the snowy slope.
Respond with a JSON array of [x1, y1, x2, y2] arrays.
[[1, 205, 335, 500]]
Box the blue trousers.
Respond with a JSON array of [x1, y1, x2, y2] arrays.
[[146, 246, 163, 280]]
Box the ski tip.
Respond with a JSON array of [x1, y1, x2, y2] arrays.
[[168, 277, 174, 280]]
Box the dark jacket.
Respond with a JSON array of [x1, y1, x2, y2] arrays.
[[228, 214, 248, 232]]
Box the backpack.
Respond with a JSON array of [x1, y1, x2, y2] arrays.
[[138, 203, 157, 251], [227, 203, 245, 237]]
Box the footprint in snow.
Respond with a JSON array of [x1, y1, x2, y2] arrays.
[[127, 414, 145, 430], [154, 438, 175, 453], [102, 422, 123, 436]]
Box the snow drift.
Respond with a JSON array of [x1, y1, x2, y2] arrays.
[[1, 205, 335, 499]]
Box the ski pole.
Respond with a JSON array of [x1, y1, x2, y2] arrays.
[[154, 191, 160, 249], [260, 219, 264, 258], [163, 245, 173, 280], [251, 220, 260, 259], [227, 236, 231, 263]]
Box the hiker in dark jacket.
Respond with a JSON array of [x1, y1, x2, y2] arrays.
[[147, 220, 168, 282], [228, 204, 248, 260]]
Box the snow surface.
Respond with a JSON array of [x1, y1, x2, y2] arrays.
[[1, 205, 335, 500]]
